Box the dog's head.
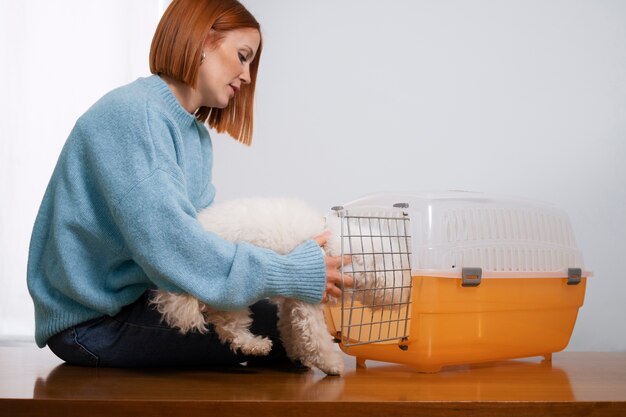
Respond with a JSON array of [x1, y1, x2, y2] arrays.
[[323, 213, 411, 310]]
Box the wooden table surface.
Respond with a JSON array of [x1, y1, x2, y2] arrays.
[[1, 342, 625, 416]]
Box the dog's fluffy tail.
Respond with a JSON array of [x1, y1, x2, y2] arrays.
[[150, 291, 208, 334]]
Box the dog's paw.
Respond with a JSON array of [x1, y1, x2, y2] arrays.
[[315, 353, 345, 376], [236, 336, 273, 356], [317, 359, 344, 376]]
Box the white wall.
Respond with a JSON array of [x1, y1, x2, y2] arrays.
[[1, 0, 625, 350]]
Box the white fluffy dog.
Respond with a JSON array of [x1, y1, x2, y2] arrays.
[[151, 198, 411, 376]]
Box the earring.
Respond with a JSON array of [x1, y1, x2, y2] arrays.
[[201, 51, 206, 63]]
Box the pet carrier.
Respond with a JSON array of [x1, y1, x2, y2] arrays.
[[324, 191, 590, 372]]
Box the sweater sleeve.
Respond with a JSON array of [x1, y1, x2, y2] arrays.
[[75, 96, 326, 310], [113, 168, 327, 309]]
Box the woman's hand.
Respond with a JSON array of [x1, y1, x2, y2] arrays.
[[313, 231, 354, 303]]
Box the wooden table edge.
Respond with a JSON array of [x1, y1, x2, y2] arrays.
[[2, 398, 625, 417]]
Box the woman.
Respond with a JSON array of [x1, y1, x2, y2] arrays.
[[27, 0, 351, 368]]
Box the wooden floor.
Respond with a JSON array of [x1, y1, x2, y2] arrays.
[[1, 342, 625, 416]]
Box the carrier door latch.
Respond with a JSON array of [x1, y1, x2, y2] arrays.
[[567, 268, 582, 285], [462, 267, 482, 287]]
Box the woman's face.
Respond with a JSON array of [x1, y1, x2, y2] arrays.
[[197, 28, 261, 109]]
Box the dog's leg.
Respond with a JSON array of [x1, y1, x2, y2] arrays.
[[206, 308, 273, 356], [278, 298, 344, 376]]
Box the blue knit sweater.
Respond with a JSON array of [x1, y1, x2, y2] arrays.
[[27, 75, 326, 348]]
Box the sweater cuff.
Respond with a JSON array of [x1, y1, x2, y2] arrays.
[[263, 240, 326, 304]]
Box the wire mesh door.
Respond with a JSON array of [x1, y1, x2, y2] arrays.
[[334, 205, 413, 349]]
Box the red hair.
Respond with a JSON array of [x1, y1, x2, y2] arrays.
[[150, 0, 262, 145]]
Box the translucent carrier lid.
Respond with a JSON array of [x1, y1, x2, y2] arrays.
[[337, 191, 591, 279]]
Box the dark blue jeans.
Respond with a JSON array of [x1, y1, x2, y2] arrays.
[[47, 291, 297, 368]]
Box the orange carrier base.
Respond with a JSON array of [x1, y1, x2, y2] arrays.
[[326, 275, 587, 373]]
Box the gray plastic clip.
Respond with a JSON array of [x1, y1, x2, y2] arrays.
[[567, 268, 582, 285], [462, 267, 482, 287], [393, 202, 409, 208]]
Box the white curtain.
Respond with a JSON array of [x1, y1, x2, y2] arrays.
[[0, 0, 169, 338]]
